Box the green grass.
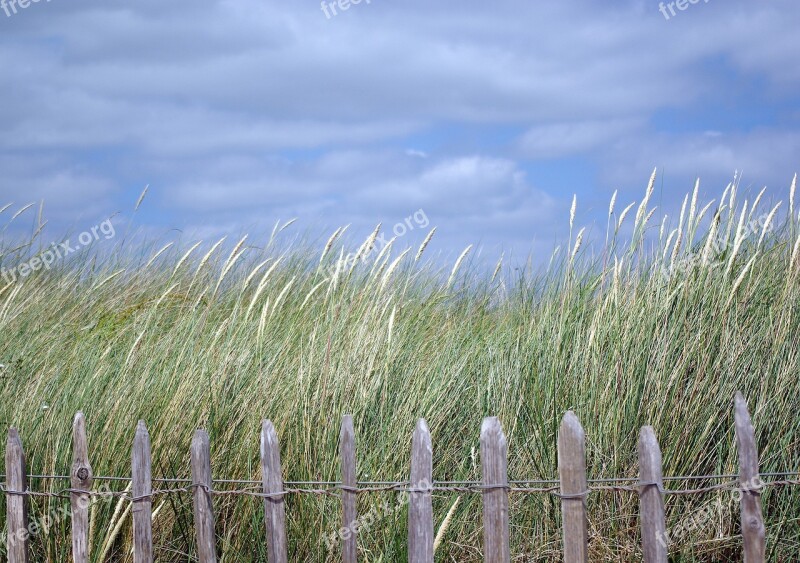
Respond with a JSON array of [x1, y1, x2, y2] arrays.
[[1, 174, 799, 561]]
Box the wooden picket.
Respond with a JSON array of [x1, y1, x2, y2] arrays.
[[0, 391, 784, 561], [340, 414, 358, 563], [5, 428, 28, 563], [558, 411, 589, 562], [734, 392, 766, 562], [408, 418, 433, 563], [260, 420, 288, 563], [132, 421, 153, 563], [70, 412, 93, 563], [638, 426, 666, 563], [191, 429, 217, 563], [480, 416, 510, 563]]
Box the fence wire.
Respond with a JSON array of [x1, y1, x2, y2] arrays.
[[2, 470, 799, 485], [1, 473, 799, 502]]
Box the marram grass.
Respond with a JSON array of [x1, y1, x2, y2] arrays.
[[1, 173, 800, 561]]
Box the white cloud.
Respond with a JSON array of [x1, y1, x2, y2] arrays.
[[0, 0, 798, 264], [518, 119, 644, 159]]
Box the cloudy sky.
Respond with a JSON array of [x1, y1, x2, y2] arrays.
[[1, 0, 798, 266]]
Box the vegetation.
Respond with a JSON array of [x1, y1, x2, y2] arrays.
[[1, 171, 799, 561]]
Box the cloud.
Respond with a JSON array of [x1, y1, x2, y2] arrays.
[[0, 155, 117, 220], [0, 0, 798, 265], [602, 129, 800, 193], [159, 150, 559, 263], [518, 119, 645, 159]]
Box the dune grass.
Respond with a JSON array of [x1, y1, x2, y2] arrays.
[[1, 172, 800, 561]]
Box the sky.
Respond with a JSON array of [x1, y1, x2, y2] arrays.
[[1, 0, 799, 267]]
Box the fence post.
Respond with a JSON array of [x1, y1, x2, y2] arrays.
[[558, 411, 589, 563], [340, 414, 358, 563], [480, 417, 509, 563], [191, 429, 217, 562], [638, 426, 667, 563], [71, 412, 94, 563], [409, 418, 433, 563], [734, 392, 766, 563], [132, 420, 153, 563], [261, 420, 288, 563], [6, 428, 29, 563]]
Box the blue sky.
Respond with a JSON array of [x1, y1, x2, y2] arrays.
[[1, 0, 798, 266]]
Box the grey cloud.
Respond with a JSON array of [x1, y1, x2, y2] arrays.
[[0, 0, 798, 265]]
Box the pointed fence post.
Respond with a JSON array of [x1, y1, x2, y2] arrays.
[[480, 417, 509, 563], [409, 419, 433, 563], [558, 411, 589, 563], [638, 426, 667, 563], [71, 412, 94, 563], [340, 415, 358, 563], [734, 392, 766, 563], [132, 420, 153, 563], [191, 429, 217, 562], [261, 420, 288, 563], [6, 428, 29, 563]]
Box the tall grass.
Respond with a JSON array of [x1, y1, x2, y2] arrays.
[[1, 172, 799, 561]]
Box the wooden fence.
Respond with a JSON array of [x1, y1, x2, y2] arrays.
[[0, 391, 784, 562]]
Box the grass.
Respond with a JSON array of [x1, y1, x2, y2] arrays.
[[1, 172, 799, 561]]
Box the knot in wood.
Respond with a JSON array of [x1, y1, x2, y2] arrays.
[[77, 467, 89, 481]]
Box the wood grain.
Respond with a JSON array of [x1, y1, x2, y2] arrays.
[[71, 412, 93, 563], [409, 418, 433, 563], [558, 411, 588, 563], [261, 420, 288, 563], [638, 426, 667, 563], [340, 414, 358, 563], [191, 429, 217, 562], [6, 428, 29, 563], [480, 417, 509, 563], [132, 420, 153, 563], [734, 392, 766, 563]]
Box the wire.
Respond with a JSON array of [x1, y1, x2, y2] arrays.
[[2, 478, 799, 501], [2, 471, 797, 489]]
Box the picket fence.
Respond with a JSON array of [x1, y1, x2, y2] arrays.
[[0, 391, 788, 562]]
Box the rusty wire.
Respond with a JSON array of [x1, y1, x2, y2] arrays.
[[1, 477, 799, 503]]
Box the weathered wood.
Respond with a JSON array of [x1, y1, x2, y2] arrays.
[[558, 411, 589, 563], [638, 426, 667, 563], [340, 414, 358, 563], [191, 429, 217, 563], [71, 412, 94, 563], [409, 418, 433, 563], [734, 392, 766, 563], [132, 420, 153, 563], [261, 420, 288, 563], [6, 428, 29, 563], [480, 416, 509, 563]]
